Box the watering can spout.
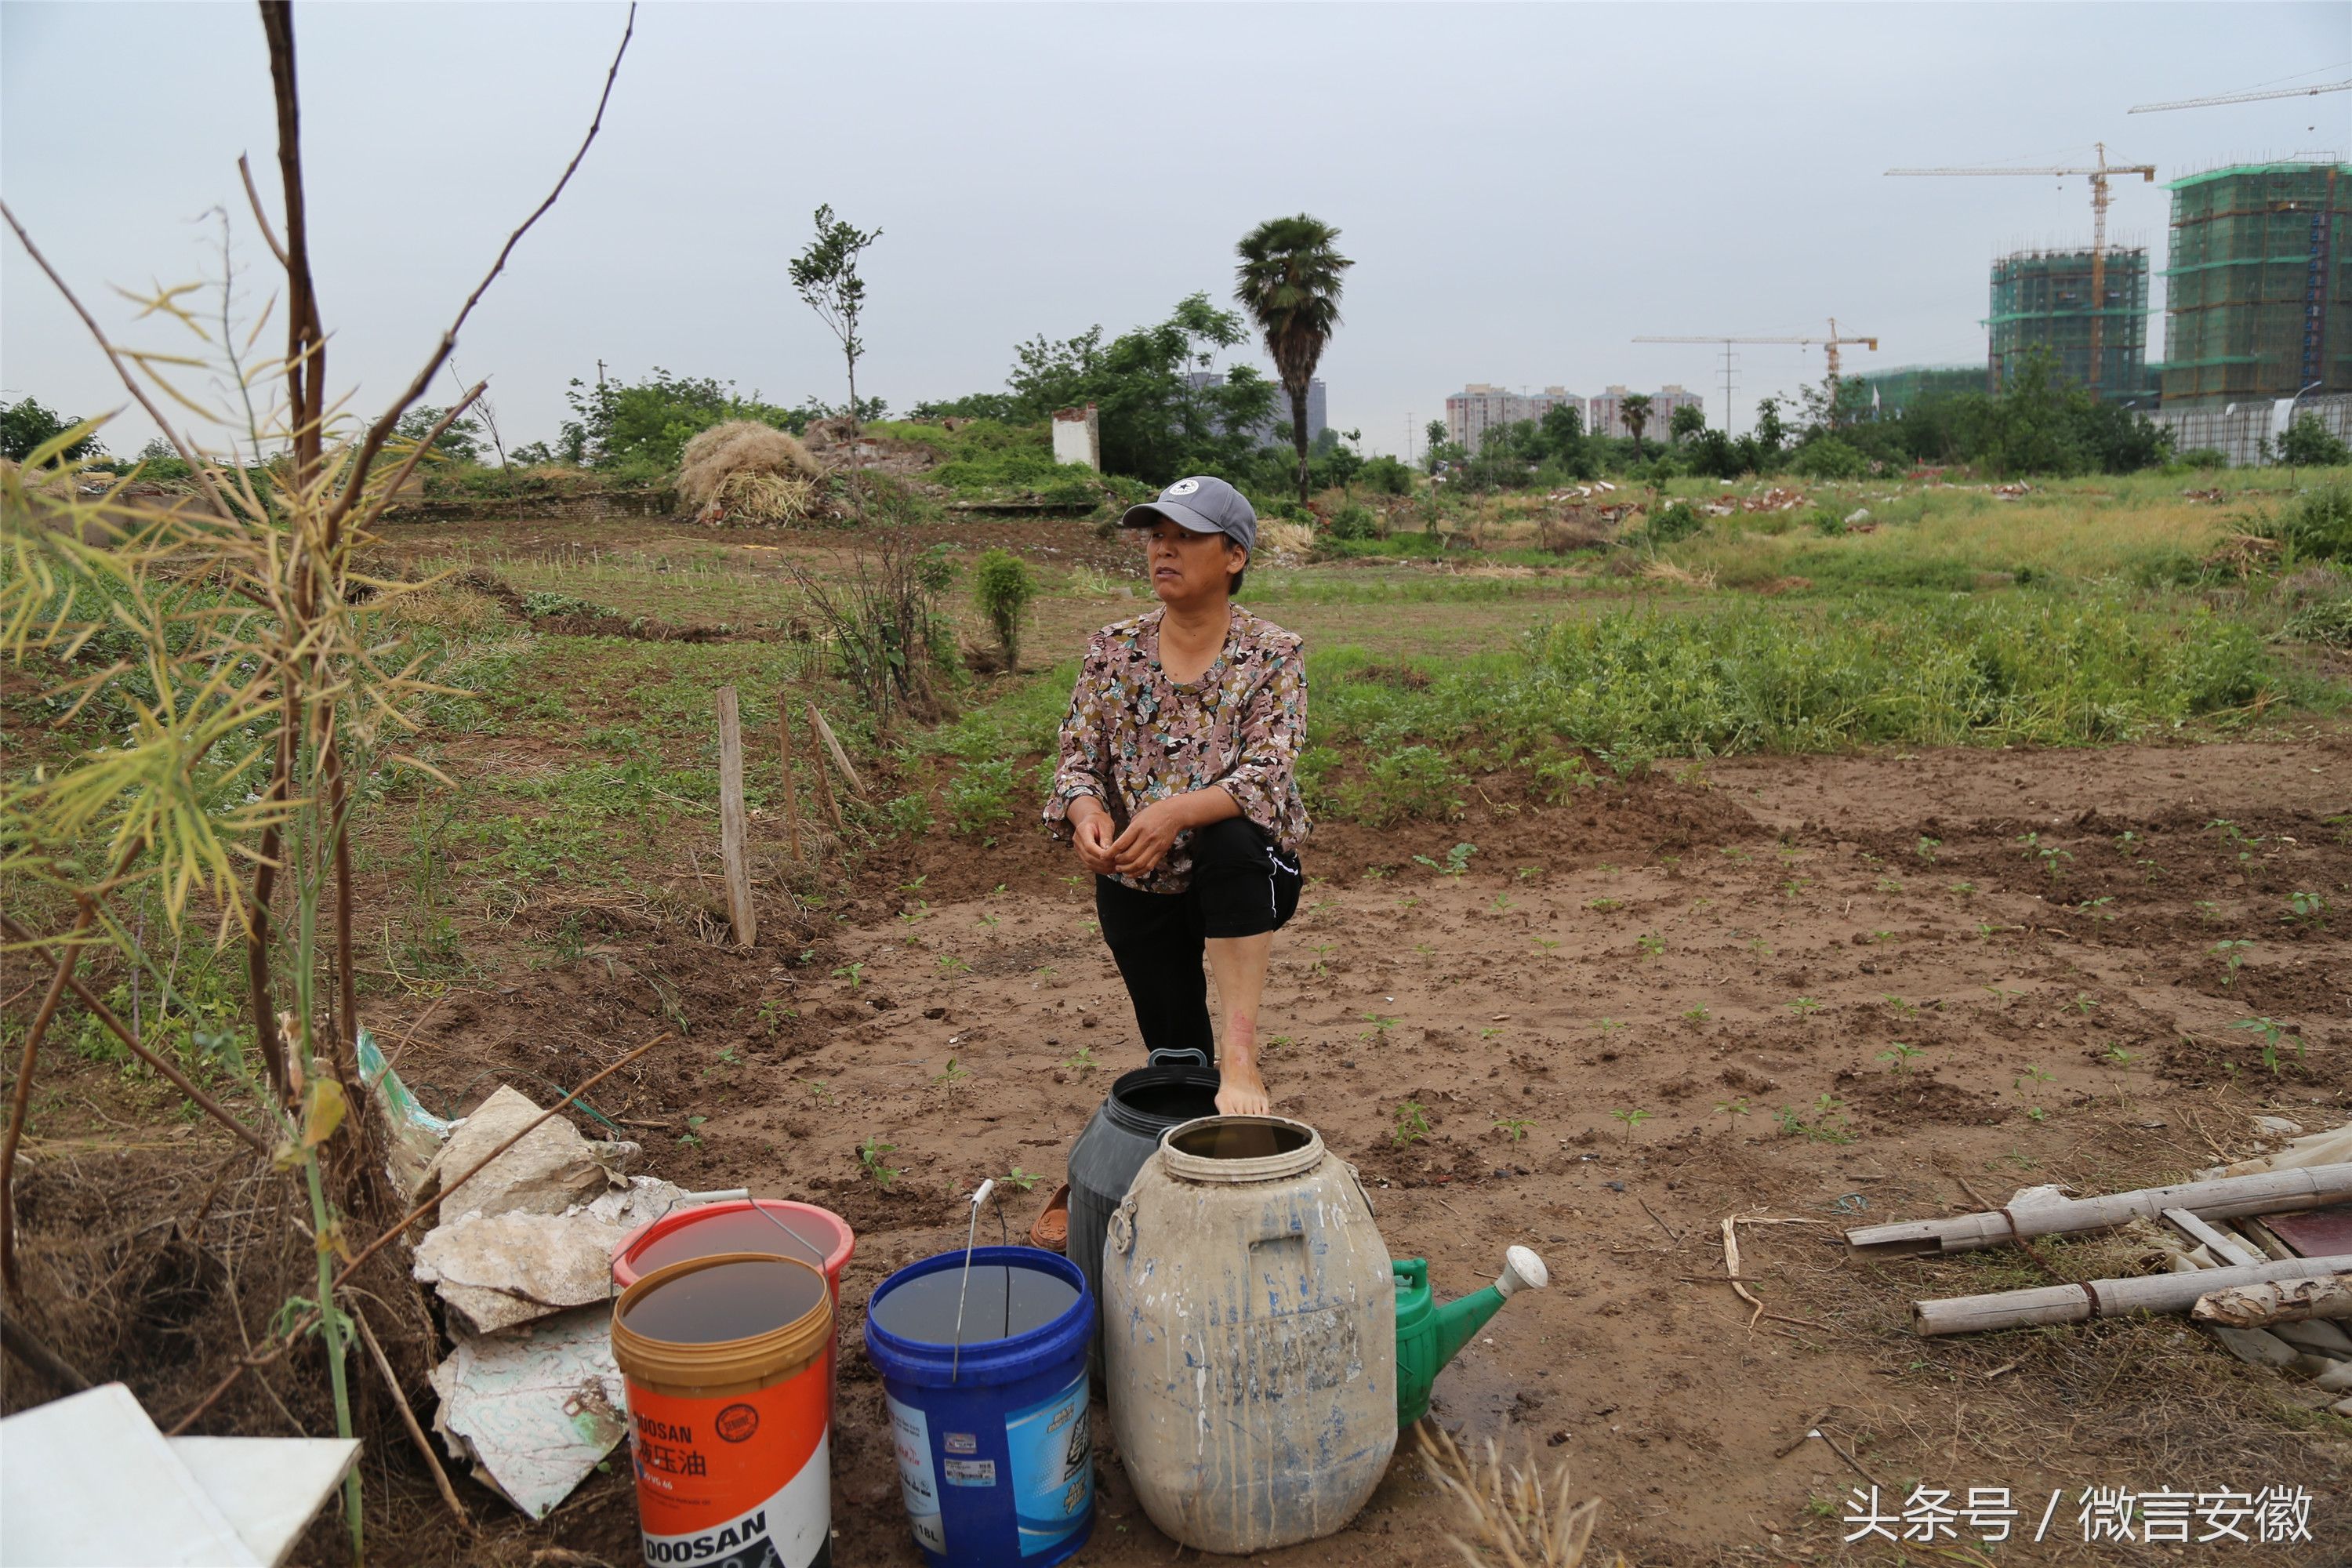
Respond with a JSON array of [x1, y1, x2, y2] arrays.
[[1395, 1246, 1550, 1427]]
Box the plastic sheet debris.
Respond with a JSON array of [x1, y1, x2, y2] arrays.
[[356, 1028, 456, 1198]]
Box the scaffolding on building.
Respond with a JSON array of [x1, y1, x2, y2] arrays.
[[1853, 364, 1985, 415], [1986, 247, 2155, 402], [2160, 161, 2350, 405]]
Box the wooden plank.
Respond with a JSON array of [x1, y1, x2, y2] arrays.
[[805, 702, 844, 832], [716, 687, 756, 948], [1913, 1253, 2352, 1336], [778, 699, 802, 866], [2162, 1207, 2263, 1268], [1848, 1163, 2352, 1257], [806, 702, 869, 801]]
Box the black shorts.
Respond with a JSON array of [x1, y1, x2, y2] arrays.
[[1093, 816, 1301, 1061]]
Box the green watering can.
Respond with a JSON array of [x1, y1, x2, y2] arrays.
[[1393, 1245, 1551, 1428]]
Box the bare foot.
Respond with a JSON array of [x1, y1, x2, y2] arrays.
[[1214, 1058, 1271, 1116]]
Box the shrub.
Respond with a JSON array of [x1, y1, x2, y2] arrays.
[[2174, 447, 2230, 470], [2276, 416, 2352, 469], [1791, 437, 1869, 480], [1358, 455, 1414, 495], [1336, 745, 1467, 826], [946, 757, 1018, 833], [1637, 500, 1703, 547], [2266, 484, 2352, 564], [971, 547, 1039, 670], [1329, 503, 1377, 541]]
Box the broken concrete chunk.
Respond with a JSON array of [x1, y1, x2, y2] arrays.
[[2274, 1318, 2352, 1356], [415, 1210, 630, 1336], [428, 1306, 626, 1520], [2204, 1324, 2301, 1369], [419, 1086, 638, 1220]]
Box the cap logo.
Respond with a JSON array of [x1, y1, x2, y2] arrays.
[[1165, 479, 1200, 496]]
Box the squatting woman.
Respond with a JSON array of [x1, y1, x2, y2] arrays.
[[1044, 474, 1308, 1116]]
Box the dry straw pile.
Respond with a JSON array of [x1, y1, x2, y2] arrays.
[[677, 419, 822, 526]]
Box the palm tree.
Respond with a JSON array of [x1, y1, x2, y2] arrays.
[[1235, 215, 1354, 503], [1620, 392, 1653, 456]]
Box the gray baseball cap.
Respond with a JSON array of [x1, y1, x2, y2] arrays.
[[1120, 475, 1256, 554]]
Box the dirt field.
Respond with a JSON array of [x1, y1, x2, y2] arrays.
[[252, 734, 2347, 1566], [10, 505, 2351, 1566]]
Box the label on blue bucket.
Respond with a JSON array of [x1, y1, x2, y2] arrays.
[[1006, 1369, 1091, 1557], [943, 1457, 997, 1486], [886, 1394, 946, 1554]]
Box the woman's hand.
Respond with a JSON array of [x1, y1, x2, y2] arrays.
[[1109, 797, 1188, 877], [1069, 798, 1118, 876]]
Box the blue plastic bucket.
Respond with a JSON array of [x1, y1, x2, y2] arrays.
[[862, 1246, 1094, 1566]]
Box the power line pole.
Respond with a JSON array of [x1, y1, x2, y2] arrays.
[[1719, 343, 1740, 439], [596, 359, 608, 388]]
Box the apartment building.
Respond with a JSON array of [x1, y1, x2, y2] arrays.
[[1588, 383, 1704, 440], [1443, 384, 1581, 454]]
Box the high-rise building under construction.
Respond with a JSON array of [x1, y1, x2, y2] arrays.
[[1986, 247, 2154, 403], [2160, 162, 2350, 405]]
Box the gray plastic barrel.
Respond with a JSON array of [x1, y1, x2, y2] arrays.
[[1066, 1054, 1221, 1380]]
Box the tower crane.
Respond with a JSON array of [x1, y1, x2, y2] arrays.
[[1632, 319, 1879, 432], [1885, 143, 2156, 395], [2132, 78, 2350, 114]]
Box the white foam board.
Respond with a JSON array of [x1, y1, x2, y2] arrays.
[[0, 1383, 260, 1566]]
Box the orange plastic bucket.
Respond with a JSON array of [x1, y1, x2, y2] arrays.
[[612, 1199, 855, 1298], [612, 1253, 833, 1567]]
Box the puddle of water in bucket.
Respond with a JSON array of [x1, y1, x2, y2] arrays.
[[1169, 1120, 1310, 1161], [869, 1265, 1079, 1346], [631, 1208, 837, 1275], [620, 1257, 827, 1345]]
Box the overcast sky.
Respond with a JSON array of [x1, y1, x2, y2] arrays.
[[4, 2, 2347, 459]]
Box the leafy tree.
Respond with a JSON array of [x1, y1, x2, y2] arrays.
[[1685, 426, 1750, 480], [1234, 214, 1354, 503], [1541, 401, 1584, 451], [1424, 419, 1448, 473], [1619, 393, 1653, 455], [1003, 294, 1276, 484], [560, 369, 804, 472], [910, 392, 1017, 422], [1755, 396, 1790, 457], [394, 404, 483, 463], [1, 396, 102, 462], [789, 203, 883, 434], [2278, 414, 2352, 469], [1668, 405, 1708, 446]]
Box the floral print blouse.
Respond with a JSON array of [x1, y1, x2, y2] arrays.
[[1044, 605, 1310, 894]]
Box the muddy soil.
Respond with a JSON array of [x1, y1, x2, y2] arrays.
[[9, 739, 2350, 1566]]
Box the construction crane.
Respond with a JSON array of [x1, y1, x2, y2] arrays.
[[1631, 319, 1879, 433], [2132, 78, 2350, 114], [1885, 143, 2156, 395]]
